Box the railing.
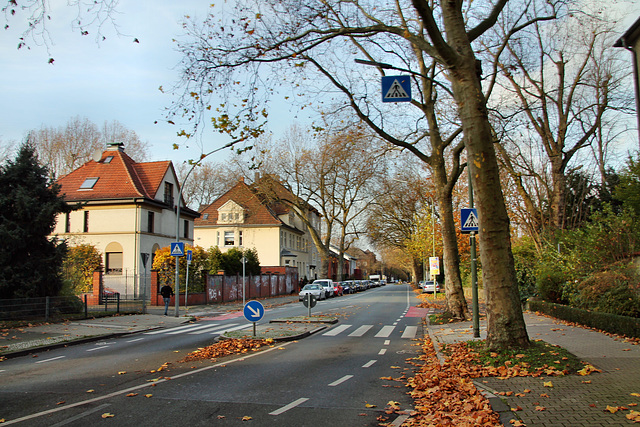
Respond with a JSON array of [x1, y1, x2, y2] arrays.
[[0, 295, 145, 323]]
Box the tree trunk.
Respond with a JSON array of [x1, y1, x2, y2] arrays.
[[438, 190, 469, 319], [443, 11, 529, 350]]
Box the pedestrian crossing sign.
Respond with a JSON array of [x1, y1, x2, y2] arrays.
[[171, 242, 185, 257], [461, 208, 479, 233], [381, 75, 411, 102]]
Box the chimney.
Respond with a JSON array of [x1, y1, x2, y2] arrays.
[[106, 142, 125, 152], [254, 171, 260, 182]]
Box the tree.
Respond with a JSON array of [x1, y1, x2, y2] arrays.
[[0, 141, 76, 298], [171, 0, 541, 347], [62, 244, 103, 294], [491, 7, 633, 239], [177, 160, 239, 210], [28, 116, 150, 179]]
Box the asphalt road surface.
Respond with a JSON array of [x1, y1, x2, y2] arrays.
[[0, 284, 427, 426]]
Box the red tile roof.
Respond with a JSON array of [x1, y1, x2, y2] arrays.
[[196, 179, 284, 227], [56, 149, 171, 202]]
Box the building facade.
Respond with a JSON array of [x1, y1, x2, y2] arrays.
[[52, 143, 199, 297], [194, 175, 321, 281]]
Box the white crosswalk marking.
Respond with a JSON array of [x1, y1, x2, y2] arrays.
[[165, 323, 220, 335], [189, 323, 239, 335], [375, 325, 395, 338], [323, 324, 352, 336], [144, 324, 201, 335], [401, 325, 418, 339], [348, 325, 373, 337]]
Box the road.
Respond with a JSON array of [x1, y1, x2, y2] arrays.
[[0, 284, 428, 426]]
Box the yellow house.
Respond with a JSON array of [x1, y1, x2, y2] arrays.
[[52, 143, 199, 298], [195, 175, 321, 280]]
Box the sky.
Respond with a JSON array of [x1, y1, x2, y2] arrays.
[[1, 2, 639, 167], [0, 1, 307, 166]]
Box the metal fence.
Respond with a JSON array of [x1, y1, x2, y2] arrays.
[[103, 271, 152, 301], [0, 295, 145, 323]]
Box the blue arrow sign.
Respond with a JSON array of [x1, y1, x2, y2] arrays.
[[381, 75, 411, 102], [461, 208, 479, 233], [171, 242, 185, 257], [243, 300, 264, 322]]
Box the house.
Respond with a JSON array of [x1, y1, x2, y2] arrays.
[[52, 143, 199, 297], [194, 174, 321, 280], [615, 16, 640, 143]]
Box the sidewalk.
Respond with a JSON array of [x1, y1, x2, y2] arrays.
[[0, 294, 301, 359], [428, 311, 640, 426]]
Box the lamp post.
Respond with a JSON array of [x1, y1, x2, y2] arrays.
[[469, 171, 480, 338], [174, 137, 246, 317]]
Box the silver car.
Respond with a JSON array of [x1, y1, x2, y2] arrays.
[[299, 284, 326, 301], [312, 279, 334, 298]]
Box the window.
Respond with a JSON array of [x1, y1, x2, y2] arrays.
[[79, 177, 98, 189], [164, 182, 174, 206], [183, 220, 189, 239], [106, 252, 123, 275], [239, 230, 243, 247], [147, 211, 154, 233], [224, 231, 234, 246], [103, 156, 114, 163], [216, 231, 220, 246], [220, 213, 226, 221], [203, 213, 209, 220], [65, 213, 70, 233], [83, 211, 89, 233]]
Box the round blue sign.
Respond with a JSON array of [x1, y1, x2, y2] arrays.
[[243, 300, 264, 322]]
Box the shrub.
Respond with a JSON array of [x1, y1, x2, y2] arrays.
[[62, 244, 103, 294], [574, 270, 640, 318], [536, 267, 569, 304]]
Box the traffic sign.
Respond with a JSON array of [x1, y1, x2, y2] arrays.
[[170, 242, 185, 257], [243, 300, 264, 322], [186, 250, 192, 264], [461, 208, 479, 233], [302, 293, 317, 308], [381, 75, 411, 102]]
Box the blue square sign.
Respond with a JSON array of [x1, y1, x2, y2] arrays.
[[461, 208, 479, 233], [381, 75, 411, 102], [171, 242, 185, 257]]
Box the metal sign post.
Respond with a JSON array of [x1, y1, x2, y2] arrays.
[[185, 250, 192, 310], [243, 300, 264, 337]]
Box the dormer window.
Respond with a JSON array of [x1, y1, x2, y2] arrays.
[[79, 177, 98, 189], [217, 200, 245, 224]]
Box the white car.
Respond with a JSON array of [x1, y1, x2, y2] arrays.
[[422, 281, 441, 293], [312, 279, 334, 298], [299, 284, 326, 301]]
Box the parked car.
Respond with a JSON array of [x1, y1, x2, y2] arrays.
[[312, 279, 334, 298], [341, 281, 353, 294], [352, 280, 363, 292], [333, 282, 343, 296], [299, 284, 326, 301], [422, 281, 441, 293], [102, 287, 120, 302]]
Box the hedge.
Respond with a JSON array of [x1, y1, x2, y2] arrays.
[[528, 299, 640, 339]]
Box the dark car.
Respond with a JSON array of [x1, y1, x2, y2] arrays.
[[341, 281, 353, 294]]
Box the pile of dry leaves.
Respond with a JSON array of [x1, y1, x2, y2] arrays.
[[180, 338, 273, 362], [401, 337, 502, 427]]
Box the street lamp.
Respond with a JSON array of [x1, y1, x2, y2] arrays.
[[173, 137, 246, 317]]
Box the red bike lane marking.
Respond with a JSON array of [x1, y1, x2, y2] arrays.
[[405, 307, 430, 317]]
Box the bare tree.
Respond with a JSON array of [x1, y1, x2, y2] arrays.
[[490, 7, 634, 240], [100, 120, 150, 162], [29, 116, 150, 178], [177, 160, 240, 210], [169, 0, 556, 348]]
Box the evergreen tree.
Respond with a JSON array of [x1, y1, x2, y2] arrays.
[[0, 142, 75, 298]]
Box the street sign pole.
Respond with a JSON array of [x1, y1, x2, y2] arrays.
[[469, 172, 480, 338], [185, 250, 192, 310], [243, 301, 264, 338]]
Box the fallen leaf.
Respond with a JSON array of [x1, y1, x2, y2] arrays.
[[540, 393, 549, 398], [582, 380, 591, 384], [86, 389, 94, 393], [56, 401, 65, 405], [510, 420, 526, 426], [241, 416, 252, 421], [535, 406, 546, 411], [126, 393, 138, 397], [118, 371, 127, 375], [631, 393, 640, 397], [217, 415, 226, 419], [102, 413, 115, 418], [605, 405, 619, 413], [543, 381, 553, 388], [365, 403, 376, 408], [145, 394, 153, 398]]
